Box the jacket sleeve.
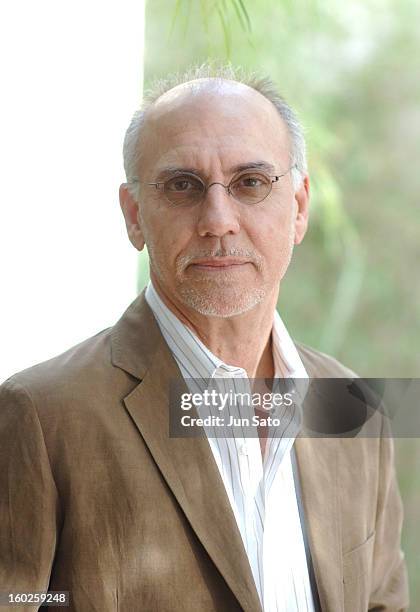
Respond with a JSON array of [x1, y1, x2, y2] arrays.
[[369, 427, 409, 611], [0, 377, 60, 610]]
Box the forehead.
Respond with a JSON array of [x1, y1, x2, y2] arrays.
[[139, 79, 291, 175]]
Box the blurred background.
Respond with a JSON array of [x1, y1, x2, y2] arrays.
[[143, 0, 420, 605], [0, 0, 145, 381], [1, 0, 418, 606]]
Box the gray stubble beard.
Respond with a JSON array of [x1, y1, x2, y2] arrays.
[[176, 247, 267, 318], [147, 236, 295, 319]]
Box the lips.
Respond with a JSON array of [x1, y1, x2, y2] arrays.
[[189, 258, 250, 270], [190, 257, 250, 268]]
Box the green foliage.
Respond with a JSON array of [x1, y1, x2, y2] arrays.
[[169, 0, 252, 56]]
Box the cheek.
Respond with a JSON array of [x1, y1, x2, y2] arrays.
[[249, 205, 295, 258], [146, 210, 195, 263]]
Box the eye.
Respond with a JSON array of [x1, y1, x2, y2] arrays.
[[243, 176, 262, 187], [165, 175, 203, 192], [233, 173, 269, 189]]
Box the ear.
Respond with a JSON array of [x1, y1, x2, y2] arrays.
[[119, 183, 145, 251], [293, 175, 310, 245]]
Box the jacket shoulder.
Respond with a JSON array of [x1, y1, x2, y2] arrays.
[[1, 327, 114, 400], [295, 341, 359, 378]]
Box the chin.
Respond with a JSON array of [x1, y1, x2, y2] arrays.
[[178, 285, 267, 318]]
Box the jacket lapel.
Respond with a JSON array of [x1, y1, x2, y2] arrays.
[[111, 292, 262, 612], [295, 347, 344, 612], [293, 437, 344, 611]]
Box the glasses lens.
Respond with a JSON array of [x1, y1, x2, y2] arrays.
[[163, 174, 204, 206], [230, 172, 272, 205]]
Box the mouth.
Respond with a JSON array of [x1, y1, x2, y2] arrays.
[[188, 258, 251, 272]]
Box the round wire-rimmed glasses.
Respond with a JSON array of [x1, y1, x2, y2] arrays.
[[129, 164, 296, 207]]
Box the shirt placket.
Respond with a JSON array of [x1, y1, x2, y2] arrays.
[[214, 367, 265, 603]]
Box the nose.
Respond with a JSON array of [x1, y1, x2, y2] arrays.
[[196, 183, 241, 238]]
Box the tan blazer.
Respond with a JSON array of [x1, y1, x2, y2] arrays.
[[0, 292, 409, 611]]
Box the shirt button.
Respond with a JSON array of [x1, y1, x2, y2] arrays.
[[239, 442, 249, 456]]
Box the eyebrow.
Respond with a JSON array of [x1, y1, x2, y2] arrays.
[[230, 161, 276, 174], [154, 161, 276, 182]]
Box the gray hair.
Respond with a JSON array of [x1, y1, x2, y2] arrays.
[[123, 63, 307, 200]]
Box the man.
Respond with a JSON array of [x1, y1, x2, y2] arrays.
[[0, 65, 409, 611]]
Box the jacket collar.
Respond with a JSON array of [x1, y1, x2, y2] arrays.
[[111, 290, 156, 380]]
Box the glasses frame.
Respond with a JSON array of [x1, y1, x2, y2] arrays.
[[128, 163, 297, 207]]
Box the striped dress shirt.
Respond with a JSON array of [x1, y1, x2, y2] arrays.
[[145, 281, 315, 612]]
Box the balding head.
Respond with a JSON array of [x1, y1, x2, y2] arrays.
[[123, 65, 307, 200], [151, 77, 280, 115], [137, 78, 292, 184]]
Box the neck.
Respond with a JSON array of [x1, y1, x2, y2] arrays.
[[151, 277, 278, 379]]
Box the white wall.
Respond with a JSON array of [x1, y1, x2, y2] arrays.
[[0, 0, 145, 382]]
